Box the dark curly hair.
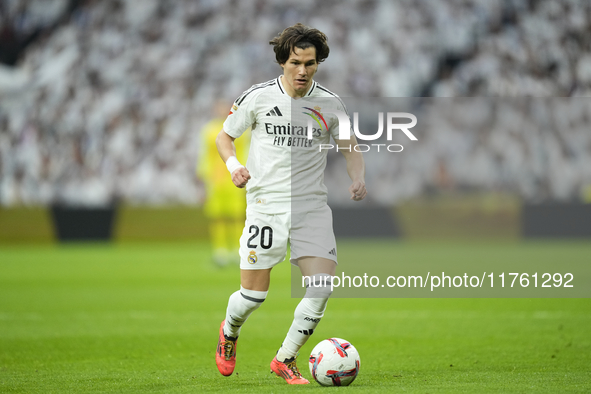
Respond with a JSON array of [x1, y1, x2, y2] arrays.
[[269, 23, 330, 65]]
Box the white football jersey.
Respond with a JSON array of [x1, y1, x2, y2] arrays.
[[223, 76, 350, 213]]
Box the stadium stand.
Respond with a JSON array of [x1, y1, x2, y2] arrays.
[[0, 0, 590, 207]]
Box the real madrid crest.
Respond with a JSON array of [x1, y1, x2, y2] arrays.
[[248, 250, 258, 264]]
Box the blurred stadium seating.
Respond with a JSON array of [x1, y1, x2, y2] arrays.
[[0, 0, 590, 209]]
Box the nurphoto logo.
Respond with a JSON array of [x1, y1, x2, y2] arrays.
[[303, 108, 418, 153]]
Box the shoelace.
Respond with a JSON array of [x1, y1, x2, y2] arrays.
[[285, 359, 303, 378], [222, 340, 235, 360]]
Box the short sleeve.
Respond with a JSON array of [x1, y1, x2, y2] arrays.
[[329, 99, 353, 140], [223, 90, 257, 138]]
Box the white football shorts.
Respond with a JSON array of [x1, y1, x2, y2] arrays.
[[239, 205, 338, 270]]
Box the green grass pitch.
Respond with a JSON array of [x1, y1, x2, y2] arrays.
[[1, 241, 590, 393]]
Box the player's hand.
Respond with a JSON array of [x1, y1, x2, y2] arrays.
[[349, 180, 367, 201], [232, 167, 251, 188]]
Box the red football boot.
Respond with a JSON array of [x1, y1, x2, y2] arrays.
[[270, 355, 310, 384], [215, 320, 237, 376]]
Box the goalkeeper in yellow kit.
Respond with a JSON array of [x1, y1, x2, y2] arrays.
[[197, 101, 250, 266]]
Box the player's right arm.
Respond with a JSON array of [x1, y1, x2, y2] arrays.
[[216, 129, 251, 188], [218, 84, 261, 189]]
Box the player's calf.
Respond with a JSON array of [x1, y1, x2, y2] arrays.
[[224, 286, 268, 338], [276, 273, 333, 362], [216, 286, 268, 376]]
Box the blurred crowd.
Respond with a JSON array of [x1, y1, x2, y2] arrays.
[[431, 0, 591, 97], [0, 0, 73, 65], [324, 97, 591, 206], [0, 0, 590, 206]]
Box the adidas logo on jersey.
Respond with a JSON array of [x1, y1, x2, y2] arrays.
[[328, 248, 336, 256], [265, 106, 283, 116]]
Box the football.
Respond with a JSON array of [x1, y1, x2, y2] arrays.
[[309, 338, 360, 386]]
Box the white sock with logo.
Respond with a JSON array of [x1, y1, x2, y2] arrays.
[[223, 286, 268, 339], [276, 273, 333, 362]]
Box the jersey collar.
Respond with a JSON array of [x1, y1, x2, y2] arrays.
[[277, 76, 317, 98]]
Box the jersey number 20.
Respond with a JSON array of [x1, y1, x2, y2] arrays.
[[247, 225, 273, 249]]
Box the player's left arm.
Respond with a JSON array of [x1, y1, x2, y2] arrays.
[[336, 135, 367, 201]]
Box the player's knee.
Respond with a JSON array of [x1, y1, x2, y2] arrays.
[[304, 273, 334, 300]]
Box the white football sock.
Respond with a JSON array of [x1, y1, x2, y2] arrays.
[[223, 286, 268, 339], [276, 274, 333, 361]]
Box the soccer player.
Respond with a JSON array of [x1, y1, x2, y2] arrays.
[[215, 23, 366, 385]]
